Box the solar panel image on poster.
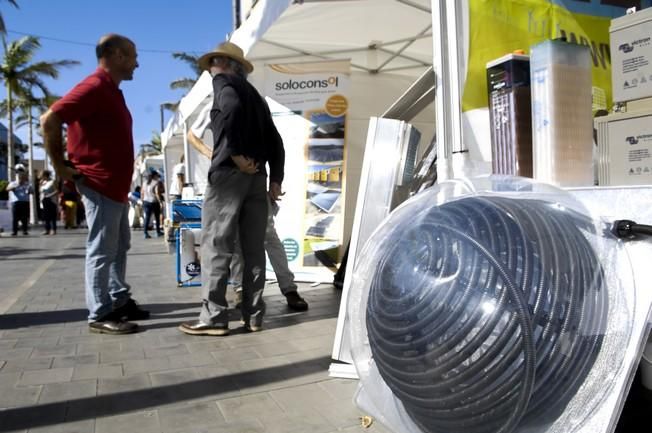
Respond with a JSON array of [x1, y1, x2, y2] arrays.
[[309, 112, 345, 139], [310, 191, 340, 213], [306, 215, 336, 237], [308, 145, 344, 163]]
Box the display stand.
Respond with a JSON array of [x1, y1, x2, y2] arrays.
[[176, 223, 202, 287]]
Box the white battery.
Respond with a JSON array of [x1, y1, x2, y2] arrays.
[[595, 109, 652, 185], [610, 7, 652, 103]]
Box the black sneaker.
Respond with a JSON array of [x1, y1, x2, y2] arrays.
[[113, 299, 150, 320], [285, 291, 309, 311]]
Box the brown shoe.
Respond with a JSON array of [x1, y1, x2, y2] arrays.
[[178, 320, 229, 336], [89, 315, 138, 335], [285, 291, 308, 311]]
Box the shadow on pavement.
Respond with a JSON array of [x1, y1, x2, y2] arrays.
[[0, 303, 200, 329], [0, 355, 333, 432]]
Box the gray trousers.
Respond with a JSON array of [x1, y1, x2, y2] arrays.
[[230, 196, 297, 295], [200, 167, 268, 327]]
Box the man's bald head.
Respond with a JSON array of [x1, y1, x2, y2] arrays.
[[96, 34, 134, 60]]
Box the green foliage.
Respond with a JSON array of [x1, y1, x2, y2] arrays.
[[0, 179, 8, 200]]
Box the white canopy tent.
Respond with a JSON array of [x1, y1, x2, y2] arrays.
[[161, 71, 214, 217], [232, 0, 439, 248], [161, 0, 447, 240]]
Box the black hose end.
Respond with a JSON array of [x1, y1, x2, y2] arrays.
[[611, 220, 637, 239]]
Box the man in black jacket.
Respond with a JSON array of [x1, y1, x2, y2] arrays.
[[179, 41, 284, 336]]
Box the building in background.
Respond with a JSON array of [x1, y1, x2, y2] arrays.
[[0, 122, 25, 181]]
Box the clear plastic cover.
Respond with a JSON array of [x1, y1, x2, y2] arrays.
[[348, 176, 637, 433]]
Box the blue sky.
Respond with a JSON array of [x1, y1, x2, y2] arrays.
[[2, 0, 233, 156]]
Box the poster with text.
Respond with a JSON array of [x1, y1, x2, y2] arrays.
[[264, 60, 350, 282]]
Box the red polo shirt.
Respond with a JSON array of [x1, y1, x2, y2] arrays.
[[51, 68, 134, 203]]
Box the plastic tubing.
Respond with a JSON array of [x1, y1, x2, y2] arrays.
[[366, 196, 608, 433]]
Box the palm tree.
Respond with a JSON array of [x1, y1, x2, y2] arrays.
[[0, 0, 18, 35], [170, 52, 201, 91], [0, 35, 78, 180]]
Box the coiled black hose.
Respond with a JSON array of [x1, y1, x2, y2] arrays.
[[366, 196, 608, 433]]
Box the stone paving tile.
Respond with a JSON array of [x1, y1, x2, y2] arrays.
[[0, 371, 21, 387], [28, 419, 96, 433], [72, 363, 123, 380], [168, 351, 216, 369], [40, 326, 84, 337], [0, 347, 33, 361], [269, 382, 338, 412], [318, 378, 360, 401], [31, 343, 77, 358], [38, 378, 97, 403], [76, 341, 121, 355], [144, 343, 190, 359], [184, 339, 230, 354], [194, 420, 266, 433], [95, 410, 160, 433], [97, 373, 151, 395], [1, 357, 53, 373], [209, 346, 262, 365], [18, 367, 73, 386], [149, 367, 199, 387], [51, 353, 100, 368], [58, 334, 102, 345], [122, 356, 172, 376], [13, 336, 60, 348], [98, 348, 145, 364], [217, 393, 284, 423], [250, 340, 302, 358], [0, 339, 17, 350], [257, 407, 336, 433], [313, 398, 365, 430], [0, 384, 41, 408], [1, 328, 45, 339], [157, 400, 225, 433]]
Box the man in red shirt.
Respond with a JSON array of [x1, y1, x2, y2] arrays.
[[41, 33, 149, 335]]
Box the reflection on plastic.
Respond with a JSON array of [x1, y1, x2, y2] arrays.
[[349, 176, 632, 433]]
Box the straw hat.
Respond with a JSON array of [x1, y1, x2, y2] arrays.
[[198, 41, 254, 73]]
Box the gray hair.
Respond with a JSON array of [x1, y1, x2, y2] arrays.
[[210, 56, 248, 79]]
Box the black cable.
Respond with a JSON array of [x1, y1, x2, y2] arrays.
[[611, 219, 652, 239], [366, 196, 608, 433]]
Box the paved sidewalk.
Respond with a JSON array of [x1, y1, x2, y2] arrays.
[[0, 229, 389, 433]]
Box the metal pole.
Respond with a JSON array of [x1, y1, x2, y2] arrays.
[[431, 0, 465, 181], [28, 108, 37, 225]]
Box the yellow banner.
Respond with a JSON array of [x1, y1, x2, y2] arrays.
[[464, 0, 613, 112]]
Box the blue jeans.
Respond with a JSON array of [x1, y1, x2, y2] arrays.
[[78, 184, 132, 321]]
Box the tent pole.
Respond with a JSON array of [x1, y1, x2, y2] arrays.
[[431, 0, 465, 181], [182, 121, 191, 195]]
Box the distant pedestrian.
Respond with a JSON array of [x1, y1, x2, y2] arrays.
[[59, 179, 79, 229], [6, 163, 33, 236], [39, 170, 58, 235], [169, 155, 185, 200], [41, 33, 149, 335], [142, 169, 164, 238]]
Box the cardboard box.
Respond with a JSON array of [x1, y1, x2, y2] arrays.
[[611, 8, 652, 102], [595, 109, 652, 185]]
